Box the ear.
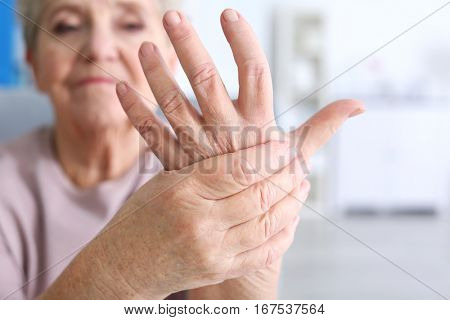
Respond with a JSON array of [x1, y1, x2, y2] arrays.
[[25, 49, 45, 92]]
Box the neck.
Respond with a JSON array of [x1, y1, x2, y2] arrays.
[[52, 120, 141, 189]]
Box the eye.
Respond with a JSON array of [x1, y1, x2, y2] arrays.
[[122, 22, 145, 32], [53, 22, 80, 34]]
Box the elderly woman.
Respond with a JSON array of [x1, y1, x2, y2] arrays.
[[0, 0, 363, 299]]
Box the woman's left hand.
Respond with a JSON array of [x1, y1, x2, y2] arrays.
[[116, 9, 364, 299]]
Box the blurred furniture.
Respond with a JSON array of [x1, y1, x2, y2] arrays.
[[273, 7, 329, 215], [335, 100, 450, 218]]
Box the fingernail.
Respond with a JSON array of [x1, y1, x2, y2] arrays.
[[116, 81, 128, 96], [223, 9, 239, 22], [140, 42, 154, 58], [348, 107, 365, 118], [164, 11, 181, 27]]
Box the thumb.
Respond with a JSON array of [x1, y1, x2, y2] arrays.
[[291, 99, 365, 160]]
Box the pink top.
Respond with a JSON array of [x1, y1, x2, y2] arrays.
[[0, 126, 185, 299]]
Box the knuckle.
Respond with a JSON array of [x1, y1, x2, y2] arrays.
[[265, 245, 279, 267], [191, 63, 219, 90], [215, 135, 235, 154], [258, 181, 276, 213], [231, 157, 256, 187], [160, 88, 185, 114], [205, 127, 236, 154], [262, 210, 279, 240], [243, 60, 270, 79], [172, 212, 204, 240], [238, 230, 256, 250], [242, 60, 271, 92], [185, 220, 204, 240], [164, 184, 185, 203], [136, 119, 155, 141], [122, 94, 140, 113]]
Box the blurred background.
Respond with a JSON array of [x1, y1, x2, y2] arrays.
[[1, 0, 449, 299]]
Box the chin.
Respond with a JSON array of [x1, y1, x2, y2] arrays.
[[72, 98, 132, 133]]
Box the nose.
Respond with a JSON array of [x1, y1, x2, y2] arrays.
[[82, 22, 119, 64]]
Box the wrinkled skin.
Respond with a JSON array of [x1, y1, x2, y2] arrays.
[[116, 9, 364, 298]]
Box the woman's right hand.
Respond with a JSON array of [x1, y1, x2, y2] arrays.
[[42, 139, 307, 299]]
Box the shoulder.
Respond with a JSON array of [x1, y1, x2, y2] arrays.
[[0, 125, 51, 165], [0, 126, 52, 198], [0, 126, 51, 182], [0, 125, 53, 199], [0, 126, 52, 243], [0, 128, 54, 297]]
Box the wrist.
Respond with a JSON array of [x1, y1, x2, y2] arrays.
[[40, 233, 167, 299], [189, 258, 283, 300], [93, 228, 169, 299]]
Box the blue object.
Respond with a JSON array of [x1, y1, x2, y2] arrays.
[[0, 0, 18, 86]]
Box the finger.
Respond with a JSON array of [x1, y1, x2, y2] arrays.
[[163, 10, 238, 125], [213, 156, 306, 228], [187, 139, 295, 199], [221, 9, 274, 123], [138, 42, 210, 163], [223, 179, 309, 254], [292, 99, 365, 160], [116, 81, 190, 170], [227, 214, 300, 278]]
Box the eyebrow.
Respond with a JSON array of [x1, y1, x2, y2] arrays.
[[41, 0, 147, 23], [115, 0, 147, 14], [41, 1, 85, 23]]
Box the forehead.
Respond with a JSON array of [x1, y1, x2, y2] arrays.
[[42, 0, 157, 16]]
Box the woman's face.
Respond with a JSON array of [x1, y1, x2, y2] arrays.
[[30, 0, 176, 131]]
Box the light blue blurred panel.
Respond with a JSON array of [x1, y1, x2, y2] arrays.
[[0, 90, 53, 143]]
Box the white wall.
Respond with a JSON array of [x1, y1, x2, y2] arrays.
[[178, 0, 450, 217], [179, 0, 450, 99]]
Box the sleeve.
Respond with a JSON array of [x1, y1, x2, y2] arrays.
[[0, 228, 26, 299]]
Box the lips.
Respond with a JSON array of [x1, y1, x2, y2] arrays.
[[76, 77, 116, 86]]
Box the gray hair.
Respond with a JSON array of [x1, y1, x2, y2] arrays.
[[18, 0, 182, 51]]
